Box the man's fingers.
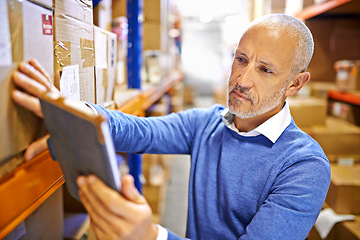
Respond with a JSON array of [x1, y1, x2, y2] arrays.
[[11, 90, 43, 118], [78, 189, 113, 234], [18, 62, 51, 91], [12, 71, 48, 98], [28, 59, 51, 82], [24, 134, 50, 161], [78, 175, 133, 217], [122, 174, 146, 204], [78, 177, 129, 235]]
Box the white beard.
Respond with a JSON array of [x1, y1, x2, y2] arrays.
[[227, 82, 287, 119]]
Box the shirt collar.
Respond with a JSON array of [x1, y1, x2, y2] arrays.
[[221, 102, 291, 143]]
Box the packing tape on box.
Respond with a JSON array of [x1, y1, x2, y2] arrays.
[[54, 40, 71, 89], [80, 38, 95, 68], [8, 0, 24, 62], [54, 41, 71, 67]]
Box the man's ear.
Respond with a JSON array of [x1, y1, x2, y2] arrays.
[[285, 72, 310, 97]]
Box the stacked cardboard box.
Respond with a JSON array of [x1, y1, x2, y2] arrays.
[[142, 154, 173, 224], [302, 117, 360, 156], [93, 0, 112, 31], [94, 26, 117, 105], [0, 0, 53, 175], [308, 216, 360, 240], [53, 0, 95, 102], [171, 81, 184, 113], [326, 165, 360, 215], [288, 97, 327, 128]]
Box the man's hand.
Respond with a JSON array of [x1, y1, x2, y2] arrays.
[[12, 59, 60, 118], [11, 59, 60, 161], [77, 174, 158, 240]]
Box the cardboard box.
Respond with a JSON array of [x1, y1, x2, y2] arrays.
[[6, 0, 54, 76], [308, 216, 360, 240], [112, 0, 126, 18], [0, 65, 46, 170], [309, 82, 337, 99], [144, 0, 162, 22], [6, 187, 64, 239], [302, 117, 360, 155], [288, 97, 327, 128], [107, 31, 117, 102], [143, 22, 162, 50], [326, 165, 360, 215], [28, 0, 52, 9], [94, 0, 112, 31], [327, 154, 360, 165], [94, 26, 117, 105], [54, 0, 95, 102]]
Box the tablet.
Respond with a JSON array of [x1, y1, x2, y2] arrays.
[[40, 92, 121, 201]]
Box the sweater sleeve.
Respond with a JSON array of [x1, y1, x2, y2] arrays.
[[89, 103, 205, 154], [239, 156, 331, 240]]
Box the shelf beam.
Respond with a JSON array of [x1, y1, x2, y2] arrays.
[[296, 0, 352, 20]]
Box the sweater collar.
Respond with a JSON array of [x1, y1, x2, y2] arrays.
[[221, 102, 291, 143]]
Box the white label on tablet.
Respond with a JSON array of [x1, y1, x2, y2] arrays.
[[60, 65, 80, 101]]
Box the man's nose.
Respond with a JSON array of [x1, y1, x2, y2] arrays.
[[236, 65, 254, 89]]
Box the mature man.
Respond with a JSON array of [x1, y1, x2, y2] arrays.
[[12, 14, 330, 240]]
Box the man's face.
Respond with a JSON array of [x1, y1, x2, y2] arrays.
[[228, 25, 297, 119]]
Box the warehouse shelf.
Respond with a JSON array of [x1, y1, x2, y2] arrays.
[[328, 90, 360, 106], [0, 151, 64, 239], [0, 70, 183, 238], [296, 0, 353, 20]]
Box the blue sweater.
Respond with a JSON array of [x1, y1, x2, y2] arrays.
[[92, 104, 331, 240]]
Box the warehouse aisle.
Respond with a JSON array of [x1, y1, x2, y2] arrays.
[[161, 96, 216, 236]]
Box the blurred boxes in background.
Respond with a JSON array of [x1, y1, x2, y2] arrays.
[[288, 97, 327, 128], [302, 117, 360, 156], [326, 165, 360, 215], [308, 82, 337, 99], [93, 0, 112, 31], [53, 0, 95, 103], [308, 215, 360, 240], [142, 154, 173, 224], [334, 60, 360, 92], [94, 26, 117, 105], [171, 81, 184, 113], [327, 154, 360, 165]]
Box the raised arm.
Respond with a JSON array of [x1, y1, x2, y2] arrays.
[[90, 104, 203, 155]]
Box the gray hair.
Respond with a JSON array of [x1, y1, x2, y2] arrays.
[[249, 14, 314, 75]]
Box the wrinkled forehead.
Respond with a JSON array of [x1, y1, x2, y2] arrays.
[[236, 25, 298, 71]]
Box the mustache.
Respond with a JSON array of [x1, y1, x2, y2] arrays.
[[229, 85, 255, 103]]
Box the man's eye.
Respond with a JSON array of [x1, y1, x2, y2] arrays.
[[236, 57, 247, 63], [260, 67, 272, 74]]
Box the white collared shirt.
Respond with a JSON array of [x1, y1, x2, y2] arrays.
[[221, 102, 292, 143]]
